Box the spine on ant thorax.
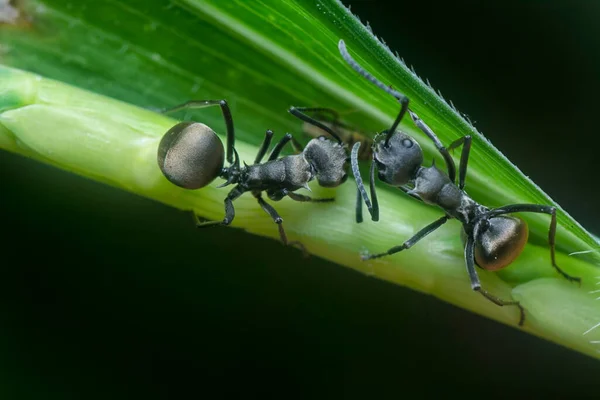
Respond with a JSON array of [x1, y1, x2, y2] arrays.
[[243, 155, 313, 192], [411, 165, 487, 224]]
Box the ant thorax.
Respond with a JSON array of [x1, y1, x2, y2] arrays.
[[242, 154, 313, 192], [411, 164, 485, 225], [241, 137, 348, 192], [412, 164, 458, 206]]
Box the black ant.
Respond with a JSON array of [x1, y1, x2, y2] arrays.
[[339, 39, 581, 326], [156, 100, 349, 252]]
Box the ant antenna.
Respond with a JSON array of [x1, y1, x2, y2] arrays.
[[289, 107, 343, 144], [338, 40, 409, 147]]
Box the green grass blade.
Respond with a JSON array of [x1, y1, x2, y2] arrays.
[[1, 0, 599, 359]]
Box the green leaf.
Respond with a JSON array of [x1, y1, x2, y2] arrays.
[[1, 0, 599, 360]]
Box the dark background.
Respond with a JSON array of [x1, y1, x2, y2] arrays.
[[1, 1, 600, 398]]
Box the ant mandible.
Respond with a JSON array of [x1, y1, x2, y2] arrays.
[[156, 100, 349, 253], [339, 39, 581, 326]]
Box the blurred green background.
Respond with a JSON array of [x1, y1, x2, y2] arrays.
[[1, 1, 600, 398]]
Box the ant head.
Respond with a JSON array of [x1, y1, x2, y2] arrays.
[[373, 130, 423, 186], [157, 121, 225, 189], [303, 136, 349, 187]]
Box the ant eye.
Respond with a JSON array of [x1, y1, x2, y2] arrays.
[[402, 139, 413, 148]]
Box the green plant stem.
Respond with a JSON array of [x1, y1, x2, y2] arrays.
[[1, 66, 599, 359]]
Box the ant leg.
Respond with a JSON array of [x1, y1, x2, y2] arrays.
[[486, 204, 582, 284], [338, 40, 409, 147], [408, 110, 457, 183], [290, 107, 340, 134], [267, 133, 293, 161], [465, 229, 525, 326], [362, 216, 449, 260], [366, 150, 379, 220], [254, 130, 274, 164], [292, 107, 341, 124], [356, 188, 363, 223], [254, 193, 308, 256], [294, 107, 367, 140], [290, 137, 304, 154], [159, 100, 236, 164], [296, 107, 373, 154], [289, 107, 343, 143], [194, 186, 244, 227], [286, 192, 334, 203], [447, 136, 472, 190], [350, 142, 379, 221], [306, 109, 346, 132]]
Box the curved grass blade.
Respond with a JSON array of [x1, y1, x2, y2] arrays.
[[1, 0, 599, 359]]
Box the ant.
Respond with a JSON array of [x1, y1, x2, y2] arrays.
[[339, 39, 581, 326], [156, 100, 349, 252]]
